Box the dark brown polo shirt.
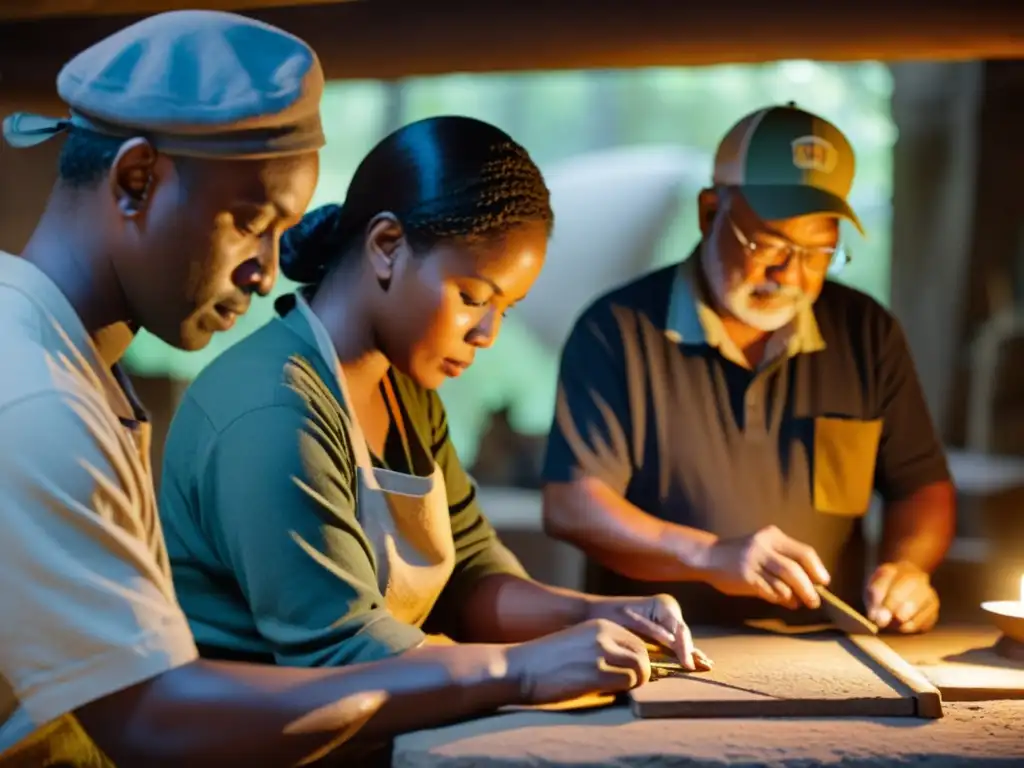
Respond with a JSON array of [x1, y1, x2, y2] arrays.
[[542, 251, 950, 624]]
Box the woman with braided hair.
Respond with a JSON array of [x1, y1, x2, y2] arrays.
[[158, 116, 709, 713]]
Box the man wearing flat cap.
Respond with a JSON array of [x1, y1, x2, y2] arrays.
[[543, 104, 956, 635], [0, 11, 570, 767]]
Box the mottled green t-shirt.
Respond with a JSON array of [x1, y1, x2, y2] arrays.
[[158, 294, 525, 667]]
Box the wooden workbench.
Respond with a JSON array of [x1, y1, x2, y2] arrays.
[[884, 624, 1024, 701], [393, 627, 1024, 767]]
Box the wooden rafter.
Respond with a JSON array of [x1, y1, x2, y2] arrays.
[[0, 0, 1022, 98], [0, 0, 350, 22]]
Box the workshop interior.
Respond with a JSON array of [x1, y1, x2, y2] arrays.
[[1, 1, 1023, 764]]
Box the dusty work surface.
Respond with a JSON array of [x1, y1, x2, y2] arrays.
[[884, 625, 1024, 701], [394, 627, 1024, 767], [392, 701, 1024, 767], [631, 625, 918, 718]]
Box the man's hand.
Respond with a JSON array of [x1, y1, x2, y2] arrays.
[[699, 525, 831, 610], [864, 561, 939, 633], [585, 593, 712, 671]]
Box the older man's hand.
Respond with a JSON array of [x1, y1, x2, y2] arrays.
[[864, 561, 939, 633], [699, 525, 831, 610]]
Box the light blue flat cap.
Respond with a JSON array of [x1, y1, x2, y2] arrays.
[[3, 9, 325, 159]]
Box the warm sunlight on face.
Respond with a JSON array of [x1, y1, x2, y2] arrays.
[[386, 221, 549, 389], [706, 194, 840, 333]]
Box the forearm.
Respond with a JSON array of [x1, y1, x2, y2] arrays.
[[879, 480, 956, 573], [543, 478, 716, 582], [458, 573, 592, 643], [77, 647, 521, 767]]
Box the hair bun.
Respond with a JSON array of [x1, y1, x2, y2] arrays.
[[280, 203, 344, 284]]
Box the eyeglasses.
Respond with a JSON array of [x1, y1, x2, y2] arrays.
[[728, 217, 851, 276]]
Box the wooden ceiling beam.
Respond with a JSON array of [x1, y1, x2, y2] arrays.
[[0, 0, 347, 22], [0, 0, 1022, 101]]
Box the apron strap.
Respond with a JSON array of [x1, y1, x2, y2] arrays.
[[331, 359, 379, 486], [380, 373, 414, 466], [292, 294, 382, 489]]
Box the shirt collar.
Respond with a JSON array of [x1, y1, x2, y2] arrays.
[[0, 252, 147, 424], [274, 291, 348, 401], [665, 248, 826, 370], [292, 290, 342, 374]]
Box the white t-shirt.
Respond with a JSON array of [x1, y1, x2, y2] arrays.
[[0, 253, 197, 761]]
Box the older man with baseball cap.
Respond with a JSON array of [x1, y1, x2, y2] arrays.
[[0, 11, 625, 767], [543, 103, 955, 635]]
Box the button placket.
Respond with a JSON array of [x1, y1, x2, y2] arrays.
[[744, 378, 766, 438]]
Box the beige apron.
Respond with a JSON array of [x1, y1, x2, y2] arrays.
[[296, 296, 456, 628]]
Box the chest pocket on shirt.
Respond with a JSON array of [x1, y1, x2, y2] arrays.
[[813, 416, 883, 516]]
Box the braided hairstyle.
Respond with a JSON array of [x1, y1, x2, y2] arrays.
[[280, 116, 553, 287]]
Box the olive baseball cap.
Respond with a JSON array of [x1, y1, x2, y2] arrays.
[[712, 102, 863, 234]]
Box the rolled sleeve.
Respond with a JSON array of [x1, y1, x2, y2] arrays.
[[199, 370, 425, 668], [0, 392, 197, 749], [874, 315, 952, 500], [542, 303, 636, 494]]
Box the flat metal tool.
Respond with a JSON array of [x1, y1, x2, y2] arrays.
[[816, 585, 879, 635]]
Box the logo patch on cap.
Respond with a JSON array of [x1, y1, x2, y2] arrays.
[[791, 136, 838, 174]]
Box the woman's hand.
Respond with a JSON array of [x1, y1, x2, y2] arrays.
[[506, 619, 651, 705], [585, 593, 712, 671]]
